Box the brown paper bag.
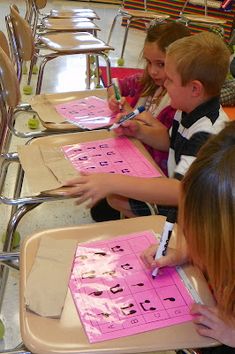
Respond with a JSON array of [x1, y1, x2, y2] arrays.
[[25, 236, 77, 318]]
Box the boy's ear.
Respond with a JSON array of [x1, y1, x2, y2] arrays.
[[191, 80, 203, 97]]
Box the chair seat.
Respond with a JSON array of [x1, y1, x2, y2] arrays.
[[40, 31, 113, 53], [49, 9, 100, 20], [181, 13, 226, 24], [41, 18, 100, 31], [189, 0, 221, 9], [120, 7, 169, 20]]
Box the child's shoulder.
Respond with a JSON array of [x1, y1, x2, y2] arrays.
[[172, 99, 229, 140]]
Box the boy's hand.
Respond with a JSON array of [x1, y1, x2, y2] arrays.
[[62, 172, 113, 208], [140, 244, 188, 270], [135, 111, 156, 126], [191, 304, 235, 347], [113, 118, 141, 138]]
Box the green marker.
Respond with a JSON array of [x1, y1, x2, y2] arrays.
[[112, 78, 123, 112]]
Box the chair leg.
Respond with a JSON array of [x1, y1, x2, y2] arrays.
[[94, 55, 100, 87], [86, 54, 91, 90], [120, 16, 131, 60], [99, 52, 112, 87], [36, 55, 54, 94], [27, 54, 37, 86], [180, 0, 191, 15], [0, 203, 39, 312], [107, 13, 121, 44]]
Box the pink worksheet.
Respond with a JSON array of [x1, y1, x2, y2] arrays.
[[55, 96, 116, 130], [69, 230, 195, 343], [62, 136, 162, 177]]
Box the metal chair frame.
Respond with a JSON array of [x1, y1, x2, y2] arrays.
[[7, 6, 112, 95], [179, 0, 226, 32], [107, 0, 169, 60]]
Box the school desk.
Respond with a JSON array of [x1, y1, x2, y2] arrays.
[[20, 215, 219, 354]]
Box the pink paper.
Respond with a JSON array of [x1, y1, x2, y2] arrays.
[[69, 230, 195, 343], [62, 136, 162, 177], [55, 96, 115, 130]]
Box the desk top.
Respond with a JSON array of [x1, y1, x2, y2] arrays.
[[20, 215, 218, 353], [30, 89, 107, 130], [18, 129, 163, 194]]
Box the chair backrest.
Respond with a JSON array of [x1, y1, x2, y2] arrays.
[[5, 5, 35, 82], [0, 46, 21, 109], [10, 5, 34, 62], [34, 0, 47, 10], [181, 0, 222, 17], [0, 46, 20, 153], [0, 31, 11, 59]]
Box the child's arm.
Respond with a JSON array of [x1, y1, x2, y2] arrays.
[[191, 304, 235, 347], [63, 172, 180, 208]]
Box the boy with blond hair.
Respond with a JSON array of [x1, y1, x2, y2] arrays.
[[63, 32, 230, 218]]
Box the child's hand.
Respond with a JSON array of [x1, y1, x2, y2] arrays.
[[108, 95, 126, 113], [135, 111, 156, 126], [140, 244, 188, 270], [191, 304, 235, 347], [113, 118, 141, 138], [62, 172, 114, 208]]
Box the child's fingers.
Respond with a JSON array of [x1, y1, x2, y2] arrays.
[[63, 173, 90, 186], [60, 186, 83, 197], [114, 112, 124, 123], [140, 244, 157, 268], [191, 304, 219, 323], [190, 305, 221, 331], [74, 191, 101, 208], [120, 97, 126, 105], [80, 171, 90, 176]]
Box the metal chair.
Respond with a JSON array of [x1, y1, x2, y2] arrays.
[[179, 0, 226, 32], [7, 5, 112, 94], [25, 0, 100, 37], [0, 39, 109, 141], [25, 0, 100, 21], [107, 0, 169, 64]]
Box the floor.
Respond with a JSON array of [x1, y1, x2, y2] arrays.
[[0, 0, 176, 352]]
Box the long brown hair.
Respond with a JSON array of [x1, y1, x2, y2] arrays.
[[180, 122, 235, 320], [141, 21, 191, 97]]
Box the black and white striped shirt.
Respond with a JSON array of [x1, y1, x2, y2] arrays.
[[168, 97, 229, 180]]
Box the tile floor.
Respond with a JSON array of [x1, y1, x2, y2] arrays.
[[0, 0, 175, 352]]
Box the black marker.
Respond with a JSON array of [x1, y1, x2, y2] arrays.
[[152, 208, 177, 279], [109, 106, 145, 130]]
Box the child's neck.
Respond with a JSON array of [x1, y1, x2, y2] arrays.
[[184, 95, 213, 114]]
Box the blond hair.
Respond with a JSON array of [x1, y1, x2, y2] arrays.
[[180, 122, 235, 320], [166, 32, 230, 97], [141, 21, 191, 97]]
